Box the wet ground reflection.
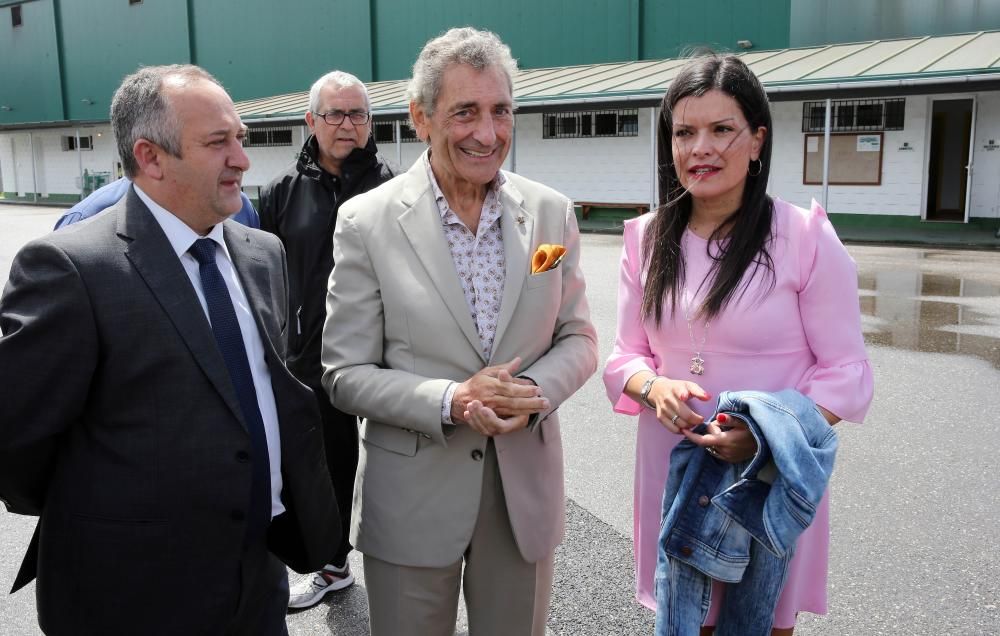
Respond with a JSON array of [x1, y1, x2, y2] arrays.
[[854, 248, 1000, 369]]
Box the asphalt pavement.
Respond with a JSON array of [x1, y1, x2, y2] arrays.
[[1, 204, 998, 635]]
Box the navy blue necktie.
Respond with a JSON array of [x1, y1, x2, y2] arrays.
[[189, 238, 271, 544]]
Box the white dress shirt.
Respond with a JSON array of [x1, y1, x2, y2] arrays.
[[135, 186, 285, 518]]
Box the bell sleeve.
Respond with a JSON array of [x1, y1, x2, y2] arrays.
[[603, 218, 658, 416], [795, 200, 875, 423]]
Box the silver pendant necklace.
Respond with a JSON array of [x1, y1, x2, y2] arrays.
[[682, 224, 718, 375], [682, 267, 711, 376], [684, 303, 710, 375]]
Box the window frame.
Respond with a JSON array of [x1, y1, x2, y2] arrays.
[[542, 108, 640, 140], [242, 126, 294, 148], [802, 98, 905, 133], [372, 118, 421, 144], [61, 135, 94, 151]]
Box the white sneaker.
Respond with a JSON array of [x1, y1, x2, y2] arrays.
[[287, 563, 354, 609]]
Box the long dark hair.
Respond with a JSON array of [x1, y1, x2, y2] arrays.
[[641, 54, 775, 325]]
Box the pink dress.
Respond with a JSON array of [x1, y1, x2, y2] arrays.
[[603, 198, 874, 628]]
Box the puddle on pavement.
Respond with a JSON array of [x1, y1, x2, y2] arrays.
[[857, 270, 1000, 369]]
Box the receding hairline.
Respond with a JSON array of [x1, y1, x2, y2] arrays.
[[313, 81, 370, 109], [157, 77, 244, 144]]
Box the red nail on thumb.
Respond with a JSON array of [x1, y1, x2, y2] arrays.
[[717, 413, 729, 423]]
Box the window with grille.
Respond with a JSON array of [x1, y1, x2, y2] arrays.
[[618, 112, 639, 135], [373, 119, 421, 144], [543, 109, 640, 139], [802, 98, 905, 132], [243, 127, 293, 148], [373, 121, 395, 144], [61, 136, 93, 151]]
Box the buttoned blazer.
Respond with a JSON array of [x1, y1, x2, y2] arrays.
[[0, 189, 339, 634], [321, 157, 598, 567]]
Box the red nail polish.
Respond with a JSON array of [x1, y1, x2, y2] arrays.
[[717, 413, 729, 423]]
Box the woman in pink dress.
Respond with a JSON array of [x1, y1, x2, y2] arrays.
[[603, 54, 873, 634]]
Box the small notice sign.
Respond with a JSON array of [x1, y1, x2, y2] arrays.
[[807, 137, 819, 153], [857, 135, 881, 152]]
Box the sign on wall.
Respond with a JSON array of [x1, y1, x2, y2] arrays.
[[803, 132, 883, 185]]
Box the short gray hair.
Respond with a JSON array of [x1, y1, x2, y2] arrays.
[[406, 27, 518, 118], [308, 70, 370, 112], [111, 64, 222, 178]]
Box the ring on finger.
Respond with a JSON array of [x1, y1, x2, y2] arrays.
[[670, 414, 680, 426], [706, 446, 722, 459]]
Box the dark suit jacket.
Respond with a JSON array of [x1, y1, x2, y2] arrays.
[[0, 189, 339, 635]]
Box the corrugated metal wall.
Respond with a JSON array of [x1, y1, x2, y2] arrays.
[[190, 0, 373, 101], [641, 0, 790, 60], [790, 0, 1000, 47], [0, 0, 792, 125], [0, 0, 65, 125], [370, 0, 640, 80], [8, 0, 999, 127]]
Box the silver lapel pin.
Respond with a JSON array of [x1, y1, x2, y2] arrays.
[[515, 215, 526, 226]]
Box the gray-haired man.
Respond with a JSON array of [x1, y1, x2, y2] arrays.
[[321, 28, 597, 635], [259, 70, 396, 609]]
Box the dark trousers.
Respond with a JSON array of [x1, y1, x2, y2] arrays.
[[227, 544, 290, 636], [315, 388, 359, 567]]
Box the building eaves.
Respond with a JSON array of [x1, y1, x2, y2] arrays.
[[235, 29, 1000, 125]]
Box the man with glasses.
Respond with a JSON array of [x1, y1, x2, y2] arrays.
[[259, 70, 396, 610]]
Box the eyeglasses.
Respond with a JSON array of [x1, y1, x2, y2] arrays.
[[312, 109, 371, 126]]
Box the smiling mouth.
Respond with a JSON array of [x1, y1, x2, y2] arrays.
[[690, 166, 720, 177], [461, 147, 495, 159]]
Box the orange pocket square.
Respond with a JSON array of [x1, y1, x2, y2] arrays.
[[531, 244, 566, 274]]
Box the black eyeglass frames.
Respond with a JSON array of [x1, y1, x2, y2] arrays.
[[312, 110, 371, 126]]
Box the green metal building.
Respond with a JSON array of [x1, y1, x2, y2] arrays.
[[6, 0, 998, 128]]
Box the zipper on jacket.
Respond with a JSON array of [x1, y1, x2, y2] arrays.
[[296, 305, 302, 336]]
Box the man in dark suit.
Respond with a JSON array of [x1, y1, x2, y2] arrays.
[[0, 64, 339, 635]]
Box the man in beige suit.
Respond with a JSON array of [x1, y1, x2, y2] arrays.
[[321, 27, 598, 636]]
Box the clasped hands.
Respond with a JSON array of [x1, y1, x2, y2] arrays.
[[452, 357, 549, 437], [642, 375, 757, 464]]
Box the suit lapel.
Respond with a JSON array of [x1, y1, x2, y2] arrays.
[[492, 181, 533, 360], [224, 223, 280, 356], [397, 163, 484, 360], [118, 190, 245, 427]]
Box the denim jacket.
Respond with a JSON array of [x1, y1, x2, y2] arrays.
[[654, 390, 837, 636]]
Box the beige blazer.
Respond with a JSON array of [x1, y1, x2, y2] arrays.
[[321, 156, 598, 567]]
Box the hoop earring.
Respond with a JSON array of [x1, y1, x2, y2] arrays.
[[748, 158, 762, 177]]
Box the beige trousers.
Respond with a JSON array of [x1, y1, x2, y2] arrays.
[[364, 441, 554, 636]]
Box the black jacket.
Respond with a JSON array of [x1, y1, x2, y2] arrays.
[[260, 135, 396, 388]]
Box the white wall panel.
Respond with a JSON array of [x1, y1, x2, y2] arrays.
[[768, 98, 929, 216], [512, 111, 654, 204], [4, 94, 998, 223], [29, 126, 117, 198], [0, 135, 18, 193], [970, 92, 1000, 219], [243, 144, 301, 189]]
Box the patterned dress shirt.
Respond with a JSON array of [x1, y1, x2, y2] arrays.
[[423, 153, 507, 424]]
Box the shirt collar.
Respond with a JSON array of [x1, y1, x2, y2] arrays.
[[134, 184, 230, 262], [422, 151, 506, 222]]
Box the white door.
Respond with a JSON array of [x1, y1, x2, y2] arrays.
[[963, 98, 977, 224]]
